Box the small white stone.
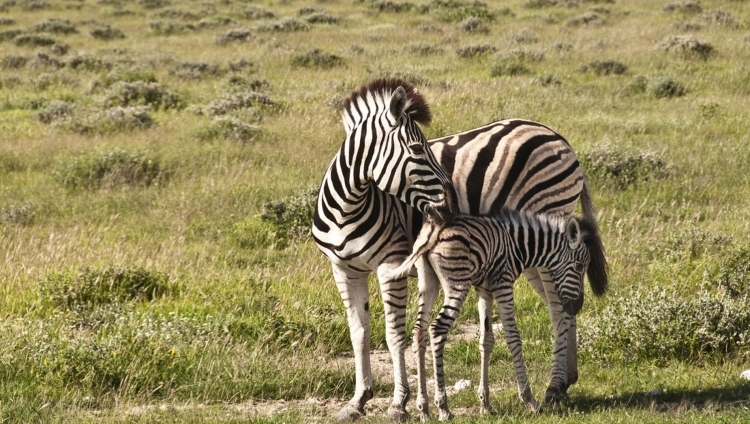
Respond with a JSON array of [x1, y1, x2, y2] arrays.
[[492, 323, 503, 334], [741, 369, 750, 380], [645, 389, 661, 397], [454, 379, 471, 391]]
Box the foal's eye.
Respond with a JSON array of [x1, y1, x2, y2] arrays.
[[574, 262, 585, 272], [409, 143, 425, 155]]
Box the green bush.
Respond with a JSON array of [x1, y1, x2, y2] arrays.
[[658, 35, 714, 60], [29, 18, 77, 34], [651, 76, 686, 98], [662, 1, 701, 13], [232, 217, 287, 249], [423, 0, 496, 23], [90, 25, 125, 40], [579, 143, 670, 188], [305, 12, 339, 24], [579, 59, 627, 75], [41, 265, 173, 310], [713, 245, 750, 298], [290, 48, 343, 69], [457, 16, 489, 33], [69, 106, 154, 134], [580, 289, 750, 363], [207, 92, 274, 116], [456, 43, 496, 58], [67, 53, 112, 71], [567, 12, 605, 26], [260, 188, 318, 240], [14, 33, 57, 47], [103, 81, 182, 110], [215, 28, 253, 45], [368, 1, 415, 13], [170, 61, 222, 80], [1, 54, 28, 69], [244, 5, 275, 20], [405, 43, 444, 56], [197, 117, 262, 143], [490, 61, 531, 77], [258, 17, 310, 32], [1, 203, 35, 226], [149, 19, 197, 35], [55, 147, 164, 189], [38, 100, 76, 124]]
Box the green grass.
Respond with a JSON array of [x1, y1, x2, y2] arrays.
[[1, 0, 750, 422]]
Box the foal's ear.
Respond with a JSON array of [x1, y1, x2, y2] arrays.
[[389, 86, 407, 122], [565, 217, 582, 249]]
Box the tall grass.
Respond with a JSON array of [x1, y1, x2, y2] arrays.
[[1, 0, 750, 422]]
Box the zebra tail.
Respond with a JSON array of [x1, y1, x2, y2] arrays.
[[385, 220, 441, 281], [580, 177, 609, 296]]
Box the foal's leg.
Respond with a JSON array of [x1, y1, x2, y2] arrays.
[[476, 287, 495, 414], [414, 258, 440, 421], [493, 283, 540, 413], [429, 283, 471, 421]]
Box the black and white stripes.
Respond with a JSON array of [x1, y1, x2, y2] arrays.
[[388, 209, 592, 419]]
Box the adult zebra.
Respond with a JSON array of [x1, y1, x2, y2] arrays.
[[314, 79, 607, 421], [312, 78, 458, 421], [387, 208, 593, 419]]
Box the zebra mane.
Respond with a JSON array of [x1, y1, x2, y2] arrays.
[[494, 207, 574, 236], [342, 78, 432, 132]]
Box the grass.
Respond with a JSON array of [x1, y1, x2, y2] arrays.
[[1, 0, 750, 422]]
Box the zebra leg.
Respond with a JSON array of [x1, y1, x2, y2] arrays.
[[476, 287, 495, 415], [493, 285, 540, 413], [333, 265, 374, 421], [414, 258, 440, 421], [377, 263, 411, 422], [533, 268, 571, 404], [429, 283, 470, 421], [523, 268, 578, 401]]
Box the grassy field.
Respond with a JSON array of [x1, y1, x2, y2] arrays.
[[1, 0, 750, 422]]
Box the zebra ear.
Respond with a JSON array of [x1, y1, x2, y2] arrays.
[[389, 86, 407, 122], [565, 217, 582, 249]]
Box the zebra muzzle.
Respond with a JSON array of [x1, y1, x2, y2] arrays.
[[562, 294, 583, 316], [426, 182, 458, 225]]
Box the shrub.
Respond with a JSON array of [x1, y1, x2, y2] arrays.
[[244, 5, 275, 20], [305, 12, 339, 25], [227, 59, 255, 73], [579, 59, 627, 75], [1, 203, 35, 226], [170, 61, 222, 80], [0, 18, 15, 26], [456, 43, 496, 58], [662, 1, 701, 13], [651, 76, 686, 98], [258, 17, 310, 32], [55, 147, 163, 189], [260, 188, 318, 241], [232, 217, 287, 249], [490, 61, 531, 77], [457, 16, 489, 33], [152, 8, 199, 21], [20, 0, 50, 11], [198, 16, 235, 28], [149, 20, 196, 35], [222, 76, 270, 93], [579, 143, 670, 188], [207, 92, 274, 116], [1, 54, 28, 69], [41, 265, 172, 309], [657, 227, 730, 263], [368, 1, 415, 13], [197, 117, 262, 143], [138, 0, 169, 9], [658, 35, 714, 59], [69, 106, 155, 135], [38, 100, 76, 124], [423, 0, 496, 23], [29, 18, 77, 34], [103, 81, 182, 110], [290, 48, 344, 69], [700, 9, 739, 29], [90, 25, 125, 40], [713, 245, 750, 298], [579, 289, 750, 363], [14, 33, 56, 47], [67, 53, 112, 71], [0, 29, 23, 42], [215, 28, 254, 45], [507, 28, 538, 44], [406, 43, 444, 56], [566, 12, 605, 26], [0, 151, 25, 174]]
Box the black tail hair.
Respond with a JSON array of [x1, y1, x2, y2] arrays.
[[580, 178, 608, 296]]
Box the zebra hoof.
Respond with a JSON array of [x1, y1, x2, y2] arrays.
[[387, 404, 409, 422], [438, 408, 453, 421], [338, 406, 365, 421], [416, 401, 430, 422], [544, 386, 569, 405]]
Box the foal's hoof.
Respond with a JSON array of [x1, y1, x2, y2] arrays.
[[544, 387, 569, 405], [338, 406, 365, 421], [387, 404, 409, 422]]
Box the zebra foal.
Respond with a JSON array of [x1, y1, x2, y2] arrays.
[[388, 208, 593, 420]]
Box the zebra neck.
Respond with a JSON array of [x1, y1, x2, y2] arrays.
[[507, 223, 558, 271], [321, 148, 375, 221]]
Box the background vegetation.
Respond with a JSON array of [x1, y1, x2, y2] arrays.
[[0, 0, 749, 422]]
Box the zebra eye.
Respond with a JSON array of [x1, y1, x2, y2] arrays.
[[408, 143, 425, 155], [574, 262, 584, 272]]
